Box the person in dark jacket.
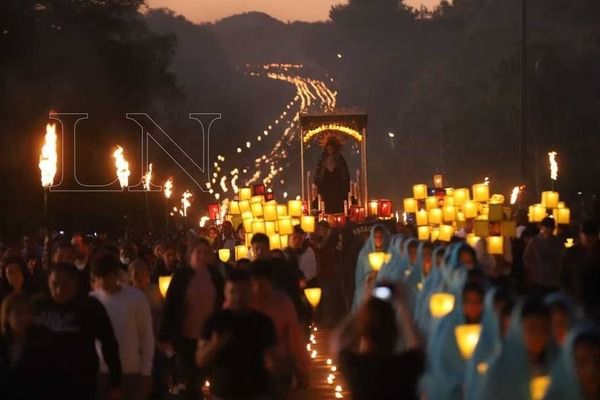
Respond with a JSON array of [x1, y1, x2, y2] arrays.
[[0, 293, 60, 400], [158, 237, 225, 400], [561, 220, 600, 303], [35, 263, 122, 400]]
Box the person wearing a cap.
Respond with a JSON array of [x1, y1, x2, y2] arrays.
[[560, 220, 600, 302], [523, 217, 564, 295]]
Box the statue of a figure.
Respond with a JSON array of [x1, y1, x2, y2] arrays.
[[314, 136, 350, 214]]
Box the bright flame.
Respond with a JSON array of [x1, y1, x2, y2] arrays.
[[113, 146, 130, 189], [181, 190, 193, 217], [143, 163, 153, 191], [39, 123, 58, 188], [199, 216, 209, 227], [510, 186, 520, 205], [164, 178, 173, 199], [549, 151, 558, 181], [483, 177, 490, 185]]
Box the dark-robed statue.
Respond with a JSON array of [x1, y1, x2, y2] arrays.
[[314, 136, 350, 214]]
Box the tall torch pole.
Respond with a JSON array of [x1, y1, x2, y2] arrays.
[[113, 146, 130, 241], [164, 178, 173, 238], [39, 123, 57, 267]]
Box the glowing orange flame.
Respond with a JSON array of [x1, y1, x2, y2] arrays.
[[113, 146, 130, 189], [549, 151, 558, 181], [181, 190, 193, 217], [143, 163, 153, 191], [164, 178, 173, 199], [39, 123, 57, 188]]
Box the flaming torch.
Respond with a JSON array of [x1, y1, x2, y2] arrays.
[[164, 178, 173, 236], [113, 146, 130, 238], [548, 151, 558, 190], [181, 190, 193, 228], [39, 123, 57, 264], [143, 163, 153, 233]]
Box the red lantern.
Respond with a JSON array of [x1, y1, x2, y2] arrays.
[[208, 203, 220, 220], [334, 213, 346, 227], [252, 184, 266, 196], [378, 200, 393, 218], [264, 192, 275, 202], [350, 205, 366, 223]]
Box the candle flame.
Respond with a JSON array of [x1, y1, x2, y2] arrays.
[[164, 178, 173, 199], [143, 163, 153, 191], [113, 146, 130, 189], [39, 123, 58, 188], [181, 190, 193, 217], [549, 151, 558, 181]]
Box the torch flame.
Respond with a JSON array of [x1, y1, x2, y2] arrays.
[[143, 163, 153, 191], [549, 151, 558, 181], [113, 146, 130, 189], [483, 177, 490, 186], [510, 186, 520, 205], [39, 123, 58, 188], [164, 178, 173, 199], [181, 190, 193, 217]]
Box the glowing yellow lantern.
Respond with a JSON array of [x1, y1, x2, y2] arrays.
[[301, 216, 315, 233], [418, 226, 431, 241], [533, 204, 547, 222], [229, 201, 241, 215], [269, 234, 281, 250], [474, 220, 489, 237], [304, 287, 322, 309], [439, 225, 454, 242], [426, 196, 438, 211], [368, 200, 379, 216], [530, 376, 551, 400], [251, 202, 263, 217], [487, 236, 504, 255], [501, 220, 517, 238], [239, 187, 252, 201], [245, 233, 253, 246], [158, 275, 172, 298], [490, 194, 505, 205], [557, 201, 565, 209], [242, 217, 253, 233], [216, 249, 230, 263], [276, 205, 287, 217], [368, 252, 386, 271], [542, 191, 559, 209], [265, 221, 276, 236], [489, 204, 504, 222], [278, 217, 293, 235], [280, 235, 289, 249], [443, 206, 456, 222], [413, 184, 428, 200], [404, 198, 417, 213], [235, 245, 249, 260], [443, 196, 455, 207], [473, 184, 489, 203], [455, 324, 482, 359], [251, 219, 266, 234], [288, 200, 303, 217], [429, 293, 455, 318], [555, 207, 570, 225], [250, 195, 263, 204], [528, 205, 535, 223], [445, 188, 455, 197], [430, 228, 440, 242], [565, 238, 574, 248], [429, 208, 443, 225], [454, 188, 470, 206], [416, 209, 428, 226], [463, 201, 478, 219], [466, 234, 480, 248], [457, 211, 466, 222], [263, 203, 278, 221], [238, 200, 250, 215]]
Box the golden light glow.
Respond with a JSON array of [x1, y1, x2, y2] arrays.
[[416, 209, 428, 226], [235, 245, 249, 260], [301, 216, 315, 233], [413, 184, 428, 200], [549, 151, 558, 181], [143, 163, 153, 191], [455, 324, 482, 359], [113, 145, 130, 189], [477, 362, 488, 375], [164, 178, 173, 199], [288, 200, 303, 217], [368, 252, 386, 271], [418, 226, 430, 241], [181, 190, 193, 217], [303, 124, 362, 144], [218, 249, 230, 263], [473, 183, 490, 203], [429, 293, 455, 318], [466, 234, 480, 248], [304, 287, 322, 309], [510, 186, 522, 205], [531, 376, 551, 400], [404, 198, 417, 213], [158, 275, 172, 298], [39, 123, 58, 188], [439, 225, 454, 242], [564, 238, 574, 248]]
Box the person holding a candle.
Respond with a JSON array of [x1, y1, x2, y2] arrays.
[[314, 136, 350, 214]]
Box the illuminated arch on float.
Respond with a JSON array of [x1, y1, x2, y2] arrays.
[[299, 108, 369, 204]]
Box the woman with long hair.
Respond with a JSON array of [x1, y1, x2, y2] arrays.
[[0, 257, 31, 303], [314, 136, 350, 214]]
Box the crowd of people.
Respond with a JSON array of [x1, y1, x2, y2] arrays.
[[0, 213, 598, 399]]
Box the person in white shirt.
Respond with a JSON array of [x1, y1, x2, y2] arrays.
[[91, 253, 155, 400]]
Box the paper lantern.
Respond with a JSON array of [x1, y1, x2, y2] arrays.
[[426, 196, 439, 211], [565, 238, 574, 248], [489, 194, 505, 205], [239, 200, 251, 215], [368, 252, 386, 271], [234, 245, 249, 261], [433, 173, 444, 189], [530, 376, 551, 400], [413, 209, 426, 226], [481, 204, 489, 217], [528, 205, 535, 223], [466, 234, 480, 248], [252, 184, 266, 196], [263, 203, 278, 222], [455, 324, 482, 359], [542, 191, 559, 209], [265, 221, 276, 236], [218, 249, 230, 263], [280, 235, 289, 249], [474, 220, 489, 237], [334, 214, 346, 227], [439, 225, 454, 242], [245, 233, 253, 246], [457, 211, 466, 222], [304, 287, 322, 309], [430, 228, 440, 242], [429, 208, 443, 225], [251, 220, 266, 234], [242, 217, 253, 233], [368, 200, 379, 216], [445, 188, 455, 197], [250, 202, 263, 217], [239, 187, 252, 201], [533, 204, 546, 222], [473, 184, 489, 203], [378, 200, 392, 218], [413, 184, 428, 200], [555, 207, 570, 225], [158, 275, 172, 298], [278, 217, 293, 235], [404, 198, 417, 213], [487, 236, 504, 255], [557, 201, 566, 209], [463, 201, 478, 219], [443, 196, 455, 207], [454, 188, 470, 206], [350, 205, 366, 222], [208, 203, 220, 220], [443, 206, 456, 222], [288, 200, 303, 217], [229, 201, 241, 215], [277, 204, 288, 217], [301, 216, 315, 233], [418, 226, 431, 241], [429, 293, 455, 318], [488, 204, 504, 222], [501, 220, 517, 238], [269, 234, 281, 250], [251, 195, 263, 204]]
